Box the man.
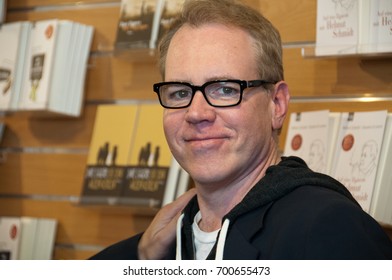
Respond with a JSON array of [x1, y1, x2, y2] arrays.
[[91, 0, 392, 259]]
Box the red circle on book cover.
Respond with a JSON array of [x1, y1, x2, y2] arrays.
[[342, 134, 354, 151], [291, 134, 303, 151], [10, 224, 18, 240], [45, 24, 54, 39]]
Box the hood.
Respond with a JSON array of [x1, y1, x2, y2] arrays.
[[175, 156, 359, 259]]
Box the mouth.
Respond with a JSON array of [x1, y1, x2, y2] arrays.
[[184, 135, 229, 150], [185, 134, 228, 142]]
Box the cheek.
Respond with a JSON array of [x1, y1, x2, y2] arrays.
[[242, 99, 273, 134], [163, 111, 181, 144]]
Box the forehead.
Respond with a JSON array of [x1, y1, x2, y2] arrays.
[[165, 23, 258, 82]]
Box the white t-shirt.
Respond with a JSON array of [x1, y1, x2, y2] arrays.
[[192, 211, 220, 260]]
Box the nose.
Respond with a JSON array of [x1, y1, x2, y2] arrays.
[[185, 90, 216, 123]]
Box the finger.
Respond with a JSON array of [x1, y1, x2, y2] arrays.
[[157, 188, 197, 222]]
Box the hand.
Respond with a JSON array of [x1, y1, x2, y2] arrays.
[[138, 188, 197, 259]]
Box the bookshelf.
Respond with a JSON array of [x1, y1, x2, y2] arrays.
[[301, 45, 392, 59], [0, 0, 391, 260]]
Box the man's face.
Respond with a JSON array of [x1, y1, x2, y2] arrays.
[[359, 145, 375, 172], [162, 23, 275, 187]]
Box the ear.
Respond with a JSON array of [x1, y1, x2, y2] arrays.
[[270, 81, 290, 130]]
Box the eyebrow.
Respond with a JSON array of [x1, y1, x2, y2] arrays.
[[167, 76, 241, 84]]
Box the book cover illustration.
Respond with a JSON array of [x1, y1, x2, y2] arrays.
[[19, 20, 57, 110], [0, 217, 21, 260], [115, 0, 157, 49], [284, 110, 330, 174], [0, 22, 31, 111], [121, 103, 172, 207], [82, 105, 139, 202], [330, 110, 388, 213], [0, 60, 12, 109], [316, 0, 359, 55]]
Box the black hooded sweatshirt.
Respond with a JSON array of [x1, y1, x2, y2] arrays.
[[90, 156, 392, 260]]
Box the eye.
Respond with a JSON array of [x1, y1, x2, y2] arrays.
[[163, 84, 192, 101], [169, 89, 192, 100], [207, 82, 241, 99], [219, 86, 238, 95]]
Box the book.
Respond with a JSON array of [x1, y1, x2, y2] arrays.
[[360, 0, 392, 53], [0, 0, 6, 24], [0, 217, 22, 260], [369, 114, 392, 225], [81, 104, 139, 204], [18, 19, 94, 117], [154, 0, 185, 48], [316, 0, 360, 56], [0, 216, 57, 260], [283, 110, 330, 174], [18, 217, 57, 260], [329, 110, 388, 213], [0, 21, 32, 111], [81, 103, 189, 208], [115, 0, 184, 51], [49, 21, 94, 116], [121, 103, 189, 208], [326, 112, 342, 175], [115, 0, 157, 49]]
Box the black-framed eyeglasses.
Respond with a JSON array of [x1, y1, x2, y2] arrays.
[[153, 79, 277, 109]]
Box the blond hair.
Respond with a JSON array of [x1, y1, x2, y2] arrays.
[[158, 0, 283, 82]]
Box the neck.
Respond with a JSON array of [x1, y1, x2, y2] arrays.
[[195, 150, 281, 232]]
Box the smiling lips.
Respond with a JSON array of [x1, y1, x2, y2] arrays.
[[184, 135, 229, 150]]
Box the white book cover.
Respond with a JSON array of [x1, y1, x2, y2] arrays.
[[45, 21, 93, 117], [46, 20, 74, 114], [18, 217, 57, 260], [330, 110, 388, 213], [18, 217, 38, 260], [284, 110, 330, 174], [19, 19, 59, 110], [33, 218, 57, 260], [0, 22, 31, 111], [65, 24, 94, 116], [0, 23, 19, 111], [316, 0, 360, 55], [0, 0, 6, 24], [0, 217, 22, 260], [367, 0, 392, 53], [326, 112, 342, 175], [370, 114, 392, 225]]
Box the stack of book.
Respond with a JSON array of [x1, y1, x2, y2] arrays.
[[0, 19, 94, 116], [0, 216, 57, 260], [80, 103, 190, 209], [315, 0, 392, 56], [114, 0, 185, 50], [284, 110, 392, 224]]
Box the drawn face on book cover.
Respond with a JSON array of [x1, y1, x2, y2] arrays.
[[162, 24, 277, 186]]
